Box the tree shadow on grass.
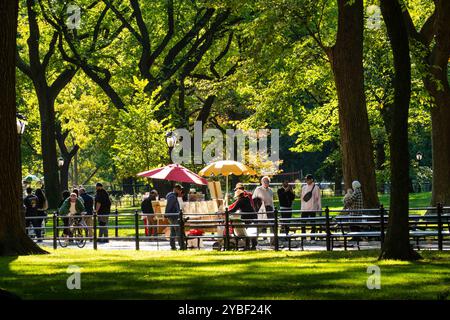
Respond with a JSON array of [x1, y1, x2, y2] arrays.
[[2, 250, 450, 300]]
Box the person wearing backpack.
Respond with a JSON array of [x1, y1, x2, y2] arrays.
[[300, 174, 322, 240]]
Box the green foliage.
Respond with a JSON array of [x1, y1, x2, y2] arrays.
[[112, 78, 172, 179]]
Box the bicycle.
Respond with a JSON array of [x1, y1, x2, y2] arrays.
[[59, 214, 88, 248]]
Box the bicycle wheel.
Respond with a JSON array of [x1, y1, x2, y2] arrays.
[[58, 233, 69, 248], [74, 225, 86, 248]]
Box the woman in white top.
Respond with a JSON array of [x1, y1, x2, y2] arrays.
[[300, 174, 322, 239]]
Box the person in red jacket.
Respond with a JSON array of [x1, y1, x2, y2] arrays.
[[228, 183, 257, 250]]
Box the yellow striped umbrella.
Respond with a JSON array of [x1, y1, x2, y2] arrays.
[[199, 160, 257, 207]]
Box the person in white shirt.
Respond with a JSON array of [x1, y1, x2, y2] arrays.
[[253, 176, 275, 245], [300, 174, 322, 239]]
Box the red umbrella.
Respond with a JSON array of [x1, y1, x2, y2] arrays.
[[137, 164, 208, 185]]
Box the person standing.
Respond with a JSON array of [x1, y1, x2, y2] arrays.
[[34, 188, 48, 242], [23, 187, 38, 238], [253, 176, 275, 245], [348, 181, 364, 214], [165, 185, 185, 250], [229, 187, 258, 250], [79, 188, 94, 238], [277, 181, 295, 237], [141, 190, 158, 238], [300, 174, 322, 240], [95, 183, 112, 243]]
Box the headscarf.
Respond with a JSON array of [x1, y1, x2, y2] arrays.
[[352, 181, 361, 190]]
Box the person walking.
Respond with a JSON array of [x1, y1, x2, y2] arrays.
[[165, 185, 185, 250], [34, 188, 48, 242], [79, 188, 94, 238], [95, 183, 112, 243], [229, 187, 258, 250], [300, 174, 322, 240], [277, 181, 295, 237], [23, 187, 38, 239], [253, 176, 275, 245]]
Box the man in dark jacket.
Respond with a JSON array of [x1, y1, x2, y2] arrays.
[[277, 181, 295, 236], [80, 188, 94, 238], [95, 183, 111, 243], [165, 185, 185, 250], [23, 187, 38, 238]]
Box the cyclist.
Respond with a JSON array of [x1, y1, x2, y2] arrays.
[[59, 192, 86, 237]]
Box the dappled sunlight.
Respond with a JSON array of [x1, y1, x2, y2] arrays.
[[2, 249, 450, 299]]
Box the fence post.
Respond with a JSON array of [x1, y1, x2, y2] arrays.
[[437, 203, 443, 251], [115, 208, 119, 238], [93, 211, 98, 250], [325, 207, 331, 251], [179, 209, 186, 250], [225, 207, 230, 251], [53, 211, 57, 250], [274, 208, 279, 251], [380, 204, 385, 248], [135, 210, 140, 251]]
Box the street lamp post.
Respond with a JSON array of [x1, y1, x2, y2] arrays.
[[416, 151, 423, 193], [16, 114, 27, 185], [165, 131, 177, 164], [58, 157, 65, 193]]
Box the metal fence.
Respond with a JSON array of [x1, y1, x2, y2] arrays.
[[25, 204, 450, 251]]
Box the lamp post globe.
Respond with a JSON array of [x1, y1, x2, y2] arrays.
[[165, 131, 177, 164], [416, 151, 423, 162], [415, 152, 423, 193], [58, 157, 64, 168]]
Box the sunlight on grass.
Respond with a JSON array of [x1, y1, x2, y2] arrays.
[[1, 249, 449, 300]]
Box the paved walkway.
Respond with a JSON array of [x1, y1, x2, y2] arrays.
[[36, 239, 450, 251]]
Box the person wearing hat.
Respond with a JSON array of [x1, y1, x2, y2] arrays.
[[59, 192, 86, 238], [228, 183, 254, 211], [348, 181, 364, 214], [229, 185, 258, 250], [300, 174, 322, 240]]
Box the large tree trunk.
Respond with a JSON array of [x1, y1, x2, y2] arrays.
[[425, 1, 450, 207], [36, 94, 60, 209], [0, 0, 47, 255], [379, 0, 420, 260], [327, 0, 379, 208], [430, 103, 450, 205]]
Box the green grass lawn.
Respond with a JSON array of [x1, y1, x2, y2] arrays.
[[1, 249, 450, 300]]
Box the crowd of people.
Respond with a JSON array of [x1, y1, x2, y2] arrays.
[[24, 175, 365, 250], [23, 183, 112, 243], [149, 174, 366, 251]]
